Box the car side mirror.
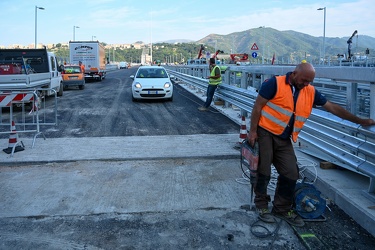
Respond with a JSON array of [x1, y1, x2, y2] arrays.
[[58, 65, 64, 72]]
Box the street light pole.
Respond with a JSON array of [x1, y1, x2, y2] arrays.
[[317, 7, 326, 65], [34, 6, 45, 49], [73, 26, 80, 41], [259, 26, 265, 64]]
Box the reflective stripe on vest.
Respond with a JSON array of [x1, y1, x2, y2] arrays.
[[259, 75, 315, 142], [209, 65, 222, 85]]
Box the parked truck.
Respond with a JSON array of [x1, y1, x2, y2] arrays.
[[69, 41, 106, 81], [0, 48, 64, 97]]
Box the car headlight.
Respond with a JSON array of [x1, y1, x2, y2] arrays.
[[164, 82, 171, 88], [135, 82, 142, 88]]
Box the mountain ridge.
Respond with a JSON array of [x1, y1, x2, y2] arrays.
[[159, 27, 374, 60]]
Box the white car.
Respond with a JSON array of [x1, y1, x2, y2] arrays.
[[130, 66, 174, 101], [119, 61, 128, 69]]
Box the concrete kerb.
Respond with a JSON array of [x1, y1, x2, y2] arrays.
[[0, 134, 241, 166]]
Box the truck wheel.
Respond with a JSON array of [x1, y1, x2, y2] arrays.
[[57, 82, 64, 96]]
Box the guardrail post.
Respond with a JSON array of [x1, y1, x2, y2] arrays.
[[204, 68, 209, 78], [240, 71, 247, 89], [347, 82, 358, 115], [224, 68, 230, 85], [239, 72, 249, 118], [251, 73, 258, 90], [371, 83, 375, 120]]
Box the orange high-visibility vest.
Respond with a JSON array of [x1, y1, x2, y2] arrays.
[[258, 75, 315, 142]]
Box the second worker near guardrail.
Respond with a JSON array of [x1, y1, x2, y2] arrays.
[[198, 58, 222, 111], [247, 62, 375, 227]]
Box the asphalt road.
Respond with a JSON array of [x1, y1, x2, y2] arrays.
[[37, 67, 239, 138]]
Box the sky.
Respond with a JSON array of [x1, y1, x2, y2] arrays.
[[1, 0, 374, 47]]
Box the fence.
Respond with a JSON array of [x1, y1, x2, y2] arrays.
[[0, 89, 58, 156], [166, 65, 375, 193]]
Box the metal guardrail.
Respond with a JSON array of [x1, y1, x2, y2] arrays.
[[105, 64, 119, 71], [166, 65, 375, 193]]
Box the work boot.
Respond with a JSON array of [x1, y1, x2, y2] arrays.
[[198, 106, 208, 111], [256, 208, 276, 223], [272, 209, 305, 227]]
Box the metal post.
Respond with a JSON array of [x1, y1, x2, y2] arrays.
[[73, 26, 80, 41], [34, 6, 45, 49], [259, 26, 265, 64], [318, 7, 326, 65], [370, 83, 375, 120]]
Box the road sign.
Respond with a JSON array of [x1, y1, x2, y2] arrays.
[[251, 43, 259, 50], [252, 52, 258, 58]]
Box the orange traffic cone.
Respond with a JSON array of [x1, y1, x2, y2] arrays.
[[3, 121, 24, 154], [234, 116, 247, 150]]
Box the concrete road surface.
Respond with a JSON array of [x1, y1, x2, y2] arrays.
[[0, 156, 304, 249]]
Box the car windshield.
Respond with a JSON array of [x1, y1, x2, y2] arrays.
[[64, 66, 81, 74], [136, 68, 167, 78]]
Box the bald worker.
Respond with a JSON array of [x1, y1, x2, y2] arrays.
[[247, 62, 375, 227]]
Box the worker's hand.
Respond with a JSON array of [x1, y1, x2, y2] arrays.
[[206, 76, 210, 79], [359, 118, 375, 126], [247, 131, 258, 147]]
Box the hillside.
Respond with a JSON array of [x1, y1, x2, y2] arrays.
[[197, 27, 375, 61]]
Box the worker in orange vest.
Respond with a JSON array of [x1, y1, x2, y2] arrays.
[[248, 62, 375, 227], [79, 61, 85, 73]]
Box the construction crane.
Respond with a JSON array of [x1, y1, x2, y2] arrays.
[[187, 45, 206, 65], [347, 30, 358, 60], [229, 53, 249, 64], [211, 50, 224, 59], [197, 44, 205, 59]]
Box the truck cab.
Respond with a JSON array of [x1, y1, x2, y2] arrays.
[[0, 48, 64, 97]]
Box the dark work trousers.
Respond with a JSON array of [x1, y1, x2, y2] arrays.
[[254, 127, 299, 213], [203, 84, 217, 108]]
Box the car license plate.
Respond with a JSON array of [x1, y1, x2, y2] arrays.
[[148, 90, 158, 94], [69, 76, 78, 79]]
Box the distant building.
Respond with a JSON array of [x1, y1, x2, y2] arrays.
[[1, 41, 145, 50]]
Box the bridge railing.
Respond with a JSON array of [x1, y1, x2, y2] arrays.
[[166, 65, 375, 193]]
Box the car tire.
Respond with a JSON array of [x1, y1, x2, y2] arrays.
[[79, 85, 85, 90], [57, 82, 64, 96]]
